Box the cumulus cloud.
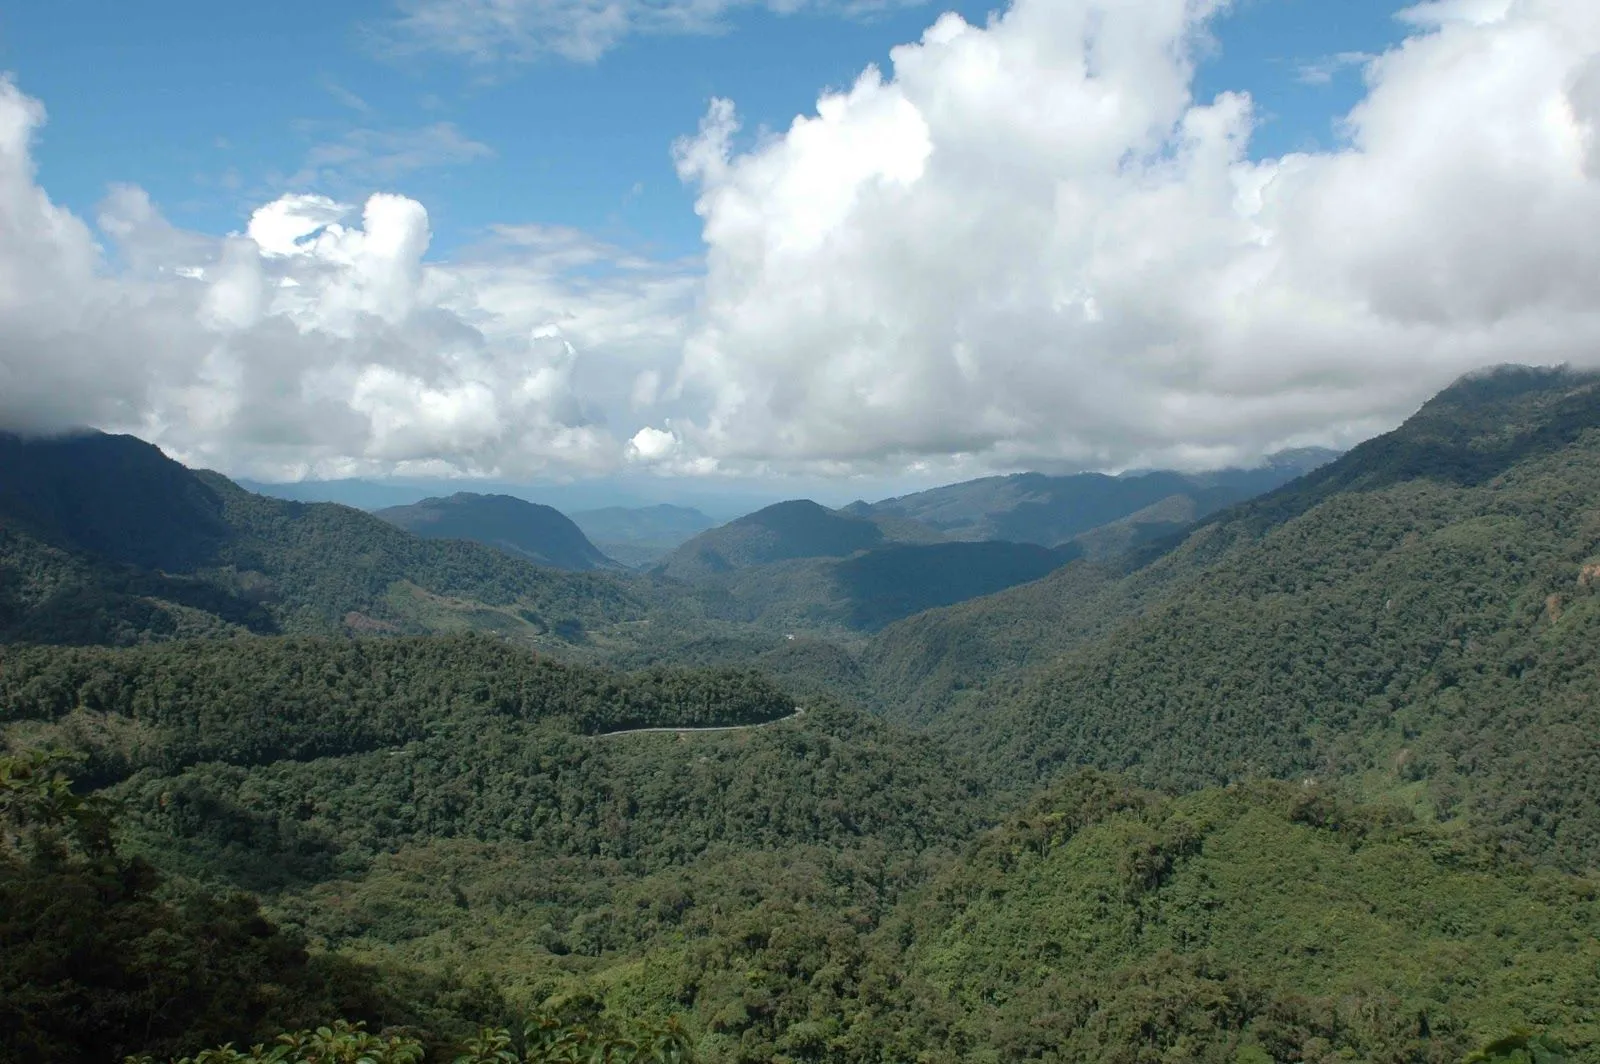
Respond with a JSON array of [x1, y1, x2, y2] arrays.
[[655, 0, 1600, 474], [10, 0, 1600, 486], [0, 76, 688, 480], [627, 425, 680, 461]]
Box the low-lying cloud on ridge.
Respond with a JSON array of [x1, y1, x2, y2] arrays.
[[4, 0, 1600, 482]]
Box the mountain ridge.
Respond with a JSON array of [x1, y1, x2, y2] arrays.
[[859, 448, 1339, 548], [376, 492, 619, 572], [0, 432, 641, 650]]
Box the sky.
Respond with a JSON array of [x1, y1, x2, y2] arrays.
[[1, 0, 1597, 506]]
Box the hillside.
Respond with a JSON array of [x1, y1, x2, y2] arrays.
[[648, 499, 1070, 635], [569, 503, 717, 568], [864, 774, 1600, 1062], [655, 499, 943, 581], [0, 636, 991, 1031], [0, 432, 642, 650], [861, 449, 1337, 548], [665, 539, 1079, 635], [864, 366, 1600, 872], [376, 492, 618, 571]]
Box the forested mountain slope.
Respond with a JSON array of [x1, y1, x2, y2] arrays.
[[377, 493, 620, 571], [859, 448, 1336, 547], [885, 366, 1600, 870], [0, 433, 643, 649], [0, 635, 997, 1063], [429, 770, 1600, 1063], [652, 498, 1086, 636], [656, 499, 944, 581], [657, 539, 1078, 636], [858, 773, 1600, 1063]]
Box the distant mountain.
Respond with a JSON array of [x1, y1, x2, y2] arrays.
[[649, 499, 1071, 633], [376, 492, 618, 572], [656, 499, 944, 581], [859, 448, 1339, 549], [569, 504, 718, 568], [668, 540, 1078, 634], [0, 432, 640, 648]]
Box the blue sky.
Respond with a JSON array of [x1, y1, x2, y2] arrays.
[[0, 0, 1408, 261]]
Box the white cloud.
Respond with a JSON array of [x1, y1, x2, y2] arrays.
[[1296, 51, 1376, 86], [8, 0, 1600, 486], [1397, 0, 1514, 28], [384, 0, 926, 65], [659, 0, 1600, 474], [246, 194, 351, 257], [291, 122, 494, 186], [0, 76, 685, 481], [627, 424, 680, 461]]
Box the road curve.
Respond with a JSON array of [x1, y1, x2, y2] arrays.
[[589, 706, 805, 739]]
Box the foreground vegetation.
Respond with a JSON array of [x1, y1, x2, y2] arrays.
[[6, 750, 1591, 1063]]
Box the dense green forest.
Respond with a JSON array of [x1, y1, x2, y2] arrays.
[[652, 539, 1079, 636], [7, 368, 1600, 1061], [888, 371, 1600, 871], [0, 433, 644, 649]]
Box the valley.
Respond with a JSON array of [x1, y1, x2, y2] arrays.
[[5, 367, 1600, 1062]]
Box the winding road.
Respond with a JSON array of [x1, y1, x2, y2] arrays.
[[589, 706, 805, 738]]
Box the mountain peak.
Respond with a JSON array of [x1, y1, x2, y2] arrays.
[[376, 492, 615, 571], [659, 499, 899, 579], [0, 430, 231, 571]]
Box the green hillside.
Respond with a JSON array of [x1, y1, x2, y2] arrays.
[[863, 774, 1600, 1063], [660, 540, 1077, 636], [865, 367, 1600, 872], [860, 449, 1336, 547], [655, 499, 944, 581], [0, 433, 644, 650], [0, 637, 988, 979], [377, 493, 621, 571]]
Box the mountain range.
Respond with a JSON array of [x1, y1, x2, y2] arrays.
[[853, 447, 1338, 550], [0, 432, 641, 650], [5, 366, 1600, 1063]]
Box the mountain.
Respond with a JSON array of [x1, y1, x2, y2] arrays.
[[1, 634, 994, 1061], [376, 492, 618, 572], [650, 499, 1070, 634], [0, 432, 640, 649], [655, 498, 944, 581], [12, 370, 1600, 1061], [568, 503, 718, 568], [863, 365, 1600, 873], [666, 539, 1080, 635], [859, 448, 1338, 549]]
